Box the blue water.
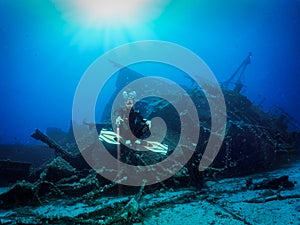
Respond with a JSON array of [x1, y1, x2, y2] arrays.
[[0, 0, 299, 144]]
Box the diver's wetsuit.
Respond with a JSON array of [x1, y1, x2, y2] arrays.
[[118, 107, 151, 141]]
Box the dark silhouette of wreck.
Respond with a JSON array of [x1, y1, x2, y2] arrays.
[[30, 54, 299, 180], [1, 53, 299, 206]]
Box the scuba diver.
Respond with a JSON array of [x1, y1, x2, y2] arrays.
[[99, 90, 168, 154], [115, 90, 151, 147]]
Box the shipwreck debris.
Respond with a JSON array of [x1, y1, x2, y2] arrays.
[[0, 160, 31, 186], [0, 181, 41, 209], [246, 175, 295, 190], [31, 129, 90, 170], [1, 55, 299, 224]]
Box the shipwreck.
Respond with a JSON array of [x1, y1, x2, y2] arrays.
[[0, 54, 299, 224]]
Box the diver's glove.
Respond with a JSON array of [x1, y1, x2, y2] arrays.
[[116, 116, 124, 126], [145, 120, 151, 128]]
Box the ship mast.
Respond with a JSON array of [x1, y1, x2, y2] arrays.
[[222, 52, 252, 93]]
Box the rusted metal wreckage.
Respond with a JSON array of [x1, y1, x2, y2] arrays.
[[0, 54, 299, 216]]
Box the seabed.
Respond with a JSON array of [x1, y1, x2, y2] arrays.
[[0, 160, 299, 224]]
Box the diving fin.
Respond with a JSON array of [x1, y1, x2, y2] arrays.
[[99, 129, 169, 155], [143, 141, 168, 155], [99, 129, 121, 145]]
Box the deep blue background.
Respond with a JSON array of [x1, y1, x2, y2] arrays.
[[0, 0, 299, 144]]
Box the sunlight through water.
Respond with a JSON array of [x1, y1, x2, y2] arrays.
[[51, 0, 170, 50]]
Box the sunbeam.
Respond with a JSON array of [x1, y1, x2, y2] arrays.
[[52, 0, 170, 50]]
